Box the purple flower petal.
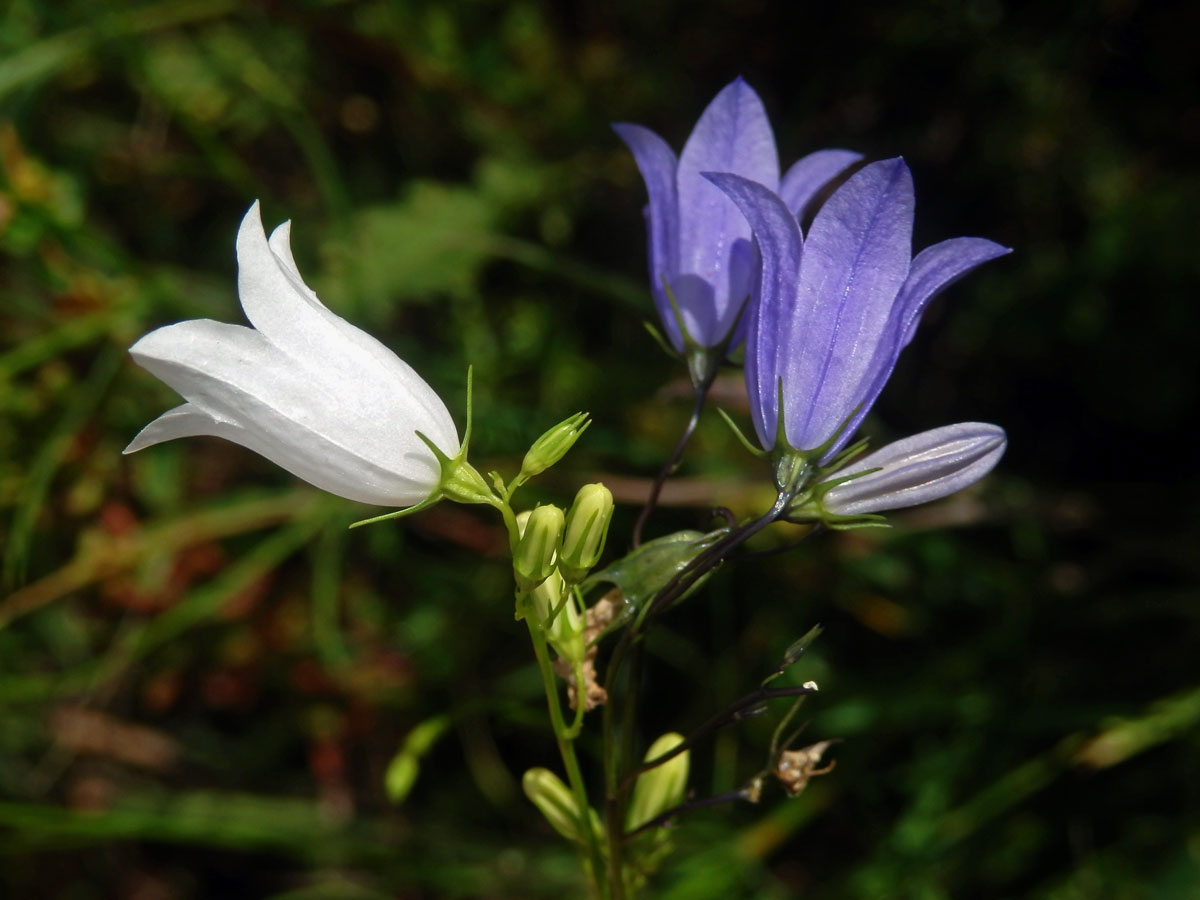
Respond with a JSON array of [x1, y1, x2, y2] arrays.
[[779, 149, 863, 221], [676, 78, 779, 344], [831, 237, 1012, 459], [612, 123, 682, 348], [703, 172, 803, 448], [897, 237, 1012, 348], [822, 422, 1006, 515], [787, 158, 914, 452]]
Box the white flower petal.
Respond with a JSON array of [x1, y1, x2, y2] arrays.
[[237, 203, 458, 454], [129, 318, 443, 505], [124, 402, 229, 454]]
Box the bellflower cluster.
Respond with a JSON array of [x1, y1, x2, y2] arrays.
[[614, 78, 861, 378], [706, 159, 1010, 520], [117, 87, 1017, 898], [125, 202, 468, 509]]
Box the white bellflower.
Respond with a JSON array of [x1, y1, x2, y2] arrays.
[[125, 202, 459, 508]]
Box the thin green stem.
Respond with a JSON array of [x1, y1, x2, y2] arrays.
[[602, 632, 633, 900], [564, 657, 588, 740], [525, 616, 607, 897], [492, 497, 522, 552]]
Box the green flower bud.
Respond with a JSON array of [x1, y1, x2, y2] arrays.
[[626, 733, 689, 832], [521, 412, 590, 481], [513, 504, 565, 592], [522, 767, 599, 844], [528, 572, 585, 661], [559, 483, 614, 584], [528, 568, 563, 624]]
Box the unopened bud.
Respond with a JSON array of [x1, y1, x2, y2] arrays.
[[813, 423, 1006, 522], [559, 483, 614, 583], [521, 412, 591, 480], [529, 572, 584, 660], [523, 767, 596, 844], [513, 504, 565, 592], [626, 732, 689, 831]]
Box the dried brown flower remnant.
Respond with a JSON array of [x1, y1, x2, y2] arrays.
[[553, 590, 620, 711], [773, 739, 837, 796]]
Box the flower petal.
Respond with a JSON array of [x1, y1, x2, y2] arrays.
[[788, 158, 914, 451], [676, 78, 779, 344], [779, 149, 863, 221], [612, 123, 683, 349], [267, 219, 327, 309], [830, 237, 1012, 459], [237, 205, 457, 454], [128, 319, 442, 506], [823, 422, 1006, 515], [703, 172, 803, 449], [896, 237, 1012, 348], [123, 402, 230, 454]]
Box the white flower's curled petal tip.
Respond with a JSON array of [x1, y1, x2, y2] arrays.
[[123, 403, 222, 455], [267, 218, 295, 265], [238, 200, 265, 252], [823, 422, 1006, 516]]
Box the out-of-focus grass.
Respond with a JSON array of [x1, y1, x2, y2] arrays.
[[3, 0, 1199, 897]]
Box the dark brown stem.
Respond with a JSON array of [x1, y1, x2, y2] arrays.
[[634, 491, 791, 635], [632, 384, 709, 548], [623, 788, 752, 839], [618, 683, 819, 794]]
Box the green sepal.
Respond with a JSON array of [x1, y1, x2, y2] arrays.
[[643, 320, 681, 360], [778, 462, 888, 530], [716, 407, 767, 459], [349, 365, 499, 529], [823, 513, 890, 531], [349, 491, 442, 529]]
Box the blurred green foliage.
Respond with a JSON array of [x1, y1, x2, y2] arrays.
[[3, 0, 1198, 897]]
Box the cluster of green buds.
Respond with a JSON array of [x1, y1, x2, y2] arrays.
[[512, 482, 614, 665]]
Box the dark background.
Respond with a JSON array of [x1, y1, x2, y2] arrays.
[[2, 1, 1197, 897]]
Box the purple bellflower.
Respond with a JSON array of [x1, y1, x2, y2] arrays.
[[705, 159, 1009, 521], [707, 159, 1009, 457], [614, 78, 861, 375]]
